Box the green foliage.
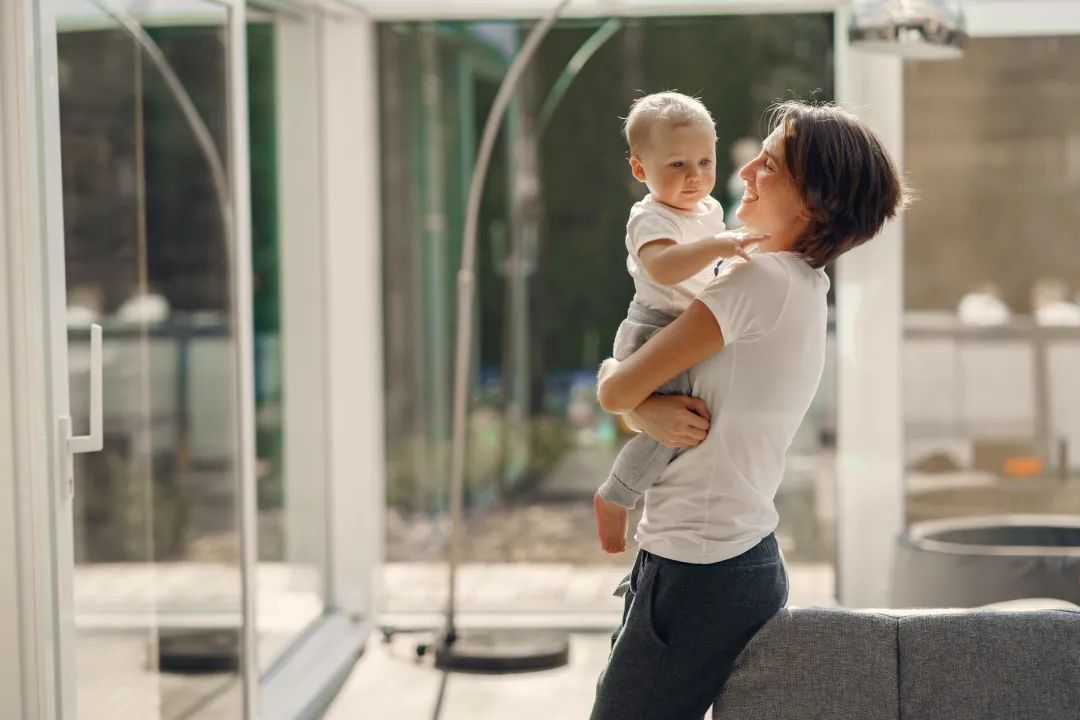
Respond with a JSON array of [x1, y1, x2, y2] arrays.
[[386, 410, 574, 514]]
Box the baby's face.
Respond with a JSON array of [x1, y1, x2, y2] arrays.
[[631, 122, 717, 211]]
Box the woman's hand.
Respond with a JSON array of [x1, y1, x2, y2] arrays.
[[627, 394, 711, 449]]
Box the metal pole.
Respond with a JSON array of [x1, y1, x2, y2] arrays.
[[444, 0, 571, 646]]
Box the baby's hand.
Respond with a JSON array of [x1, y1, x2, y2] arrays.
[[711, 230, 768, 262], [593, 492, 629, 554]]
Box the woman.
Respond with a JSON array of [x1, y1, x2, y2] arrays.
[[590, 101, 907, 720]]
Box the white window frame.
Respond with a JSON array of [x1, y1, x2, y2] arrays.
[[2, 0, 80, 715], [259, 4, 384, 718], [352, 0, 845, 20], [350, 0, 896, 607], [256, 3, 386, 634], [227, 2, 262, 714], [310, 9, 385, 627], [833, 6, 905, 608], [2, 1, 264, 717]]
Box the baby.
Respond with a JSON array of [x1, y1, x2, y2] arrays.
[[594, 91, 763, 553]]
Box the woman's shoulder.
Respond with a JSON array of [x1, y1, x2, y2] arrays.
[[702, 253, 806, 313], [726, 251, 825, 287], [710, 252, 789, 287], [771, 251, 830, 293], [698, 252, 825, 344]]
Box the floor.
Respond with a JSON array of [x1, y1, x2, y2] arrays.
[[327, 563, 835, 720], [326, 632, 613, 720], [68, 562, 829, 719], [74, 562, 321, 719]]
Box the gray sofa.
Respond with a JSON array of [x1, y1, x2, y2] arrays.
[[712, 605, 1080, 720]]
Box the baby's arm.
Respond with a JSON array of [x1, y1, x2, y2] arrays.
[[637, 232, 762, 286]]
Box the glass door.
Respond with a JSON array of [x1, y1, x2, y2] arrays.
[[30, 0, 258, 716]]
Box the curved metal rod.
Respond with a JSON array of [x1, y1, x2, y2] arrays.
[[536, 17, 621, 137], [445, 0, 572, 643], [88, 0, 233, 242]]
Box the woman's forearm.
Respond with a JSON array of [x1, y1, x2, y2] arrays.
[[596, 359, 634, 414], [598, 370, 648, 414], [597, 300, 725, 413]]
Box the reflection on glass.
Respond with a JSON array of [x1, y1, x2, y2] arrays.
[[59, 1, 244, 716], [903, 36, 1080, 528], [378, 15, 838, 618]]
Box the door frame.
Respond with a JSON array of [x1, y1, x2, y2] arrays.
[[1, 0, 77, 716], [1, 0, 259, 717]]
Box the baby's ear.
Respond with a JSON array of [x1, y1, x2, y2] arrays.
[[628, 155, 647, 182]]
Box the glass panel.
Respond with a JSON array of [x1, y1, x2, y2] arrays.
[[903, 36, 1080, 527], [378, 15, 837, 621], [247, 14, 328, 671], [59, 1, 245, 716]]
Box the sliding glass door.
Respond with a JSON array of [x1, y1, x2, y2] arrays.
[[21, 0, 258, 716]]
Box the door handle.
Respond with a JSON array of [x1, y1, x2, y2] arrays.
[[58, 323, 103, 496], [66, 323, 102, 453], [68, 323, 103, 454]]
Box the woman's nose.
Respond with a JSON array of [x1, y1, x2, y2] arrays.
[[738, 161, 754, 183]]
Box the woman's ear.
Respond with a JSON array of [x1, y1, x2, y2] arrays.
[[629, 155, 647, 183]]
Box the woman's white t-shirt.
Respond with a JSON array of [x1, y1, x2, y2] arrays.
[[633, 251, 830, 564]]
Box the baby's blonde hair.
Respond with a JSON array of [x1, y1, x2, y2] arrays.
[[623, 91, 715, 156]]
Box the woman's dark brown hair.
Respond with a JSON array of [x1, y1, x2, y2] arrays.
[[768, 101, 910, 268]]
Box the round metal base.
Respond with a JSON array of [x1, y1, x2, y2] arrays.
[[434, 629, 570, 674], [158, 628, 240, 674]]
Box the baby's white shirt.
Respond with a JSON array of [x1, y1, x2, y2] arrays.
[[625, 194, 727, 315]]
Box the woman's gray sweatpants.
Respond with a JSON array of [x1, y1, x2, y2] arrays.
[[590, 535, 788, 720], [596, 301, 693, 509]]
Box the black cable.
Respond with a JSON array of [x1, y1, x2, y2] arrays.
[[431, 668, 451, 720]]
